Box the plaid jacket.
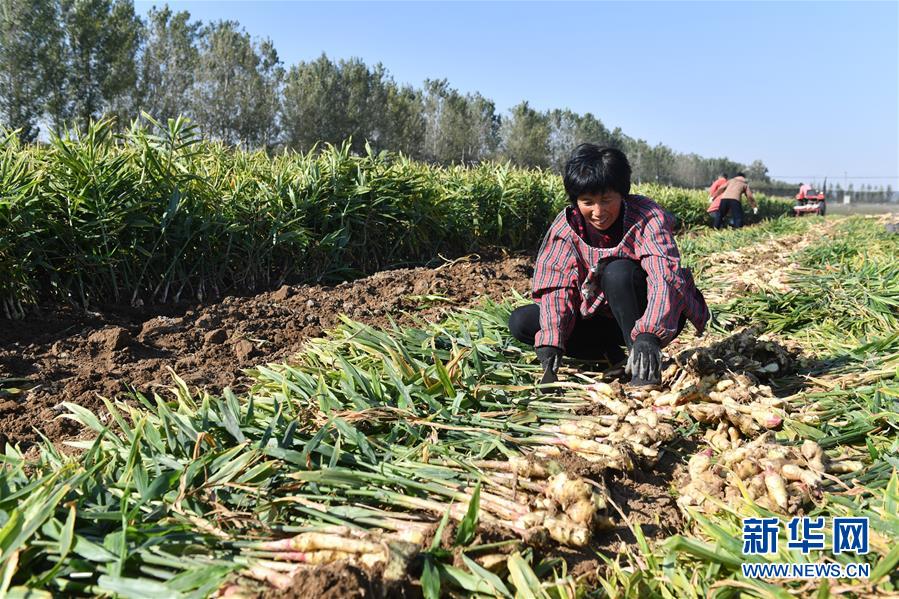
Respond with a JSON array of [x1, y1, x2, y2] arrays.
[[532, 195, 710, 350]]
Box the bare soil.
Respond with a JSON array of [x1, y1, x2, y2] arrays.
[[264, 561, 418, 599], [0, 252, 532, 450]]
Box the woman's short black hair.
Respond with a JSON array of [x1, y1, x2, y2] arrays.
[[563, 144, 631, 203]]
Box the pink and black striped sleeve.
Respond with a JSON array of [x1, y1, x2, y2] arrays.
[[532, 216, 580, 350], [632, 208, 693, 345]]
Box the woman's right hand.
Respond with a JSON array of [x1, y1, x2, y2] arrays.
[[535, 345, 563, 385]]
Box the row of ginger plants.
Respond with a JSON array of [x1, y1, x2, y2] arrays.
[[0, 117, 791, 318]]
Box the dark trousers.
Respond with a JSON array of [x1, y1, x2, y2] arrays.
[[714, 199, 744, 229], [508, 259, 651, 363]]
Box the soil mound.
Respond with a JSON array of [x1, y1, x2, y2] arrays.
[[0, 254, 532, 449]]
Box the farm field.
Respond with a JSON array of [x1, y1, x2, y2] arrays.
[[1, 127, 897, 596], [2, 212, 898, 598], [0, 0, 896, 592]]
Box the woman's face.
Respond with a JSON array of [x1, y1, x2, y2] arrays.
[[577, 190, 623, 231]]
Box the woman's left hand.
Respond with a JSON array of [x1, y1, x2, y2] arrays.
[[626, 333, 662, 386]]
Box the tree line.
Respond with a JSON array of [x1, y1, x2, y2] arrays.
[[3, 0, 773, 187]]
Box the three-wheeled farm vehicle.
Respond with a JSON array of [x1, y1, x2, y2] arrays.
[[793, 188, 826, 216]]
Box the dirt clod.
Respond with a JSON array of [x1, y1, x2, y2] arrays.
[[204, 329, 229, 345], [232, 340, 257, 361], [88, 327, 132, 353], [273, 285, 293, 301], [196, 314, 219, 329], [265, 562, 374, 599]]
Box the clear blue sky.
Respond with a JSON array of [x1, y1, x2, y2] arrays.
[[136, 1, 899, 189]]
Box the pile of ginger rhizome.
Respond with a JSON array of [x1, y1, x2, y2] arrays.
[[218, 328, 850, 595]]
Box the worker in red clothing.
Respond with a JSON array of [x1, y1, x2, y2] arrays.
[[507, 144, 711, 387], [711, 172, 757, 229], [707, 173, 728, 223]]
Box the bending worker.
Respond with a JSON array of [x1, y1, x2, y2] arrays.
[[707, 172, 728, 225], [508, 144, 710, 387], [712, 172, 757, 229]]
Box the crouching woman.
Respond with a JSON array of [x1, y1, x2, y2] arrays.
[[508, 144, 710, 387]]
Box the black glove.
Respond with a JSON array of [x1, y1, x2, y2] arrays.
[[535, 346, 563, 385], [626, 333, 662, 386]]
